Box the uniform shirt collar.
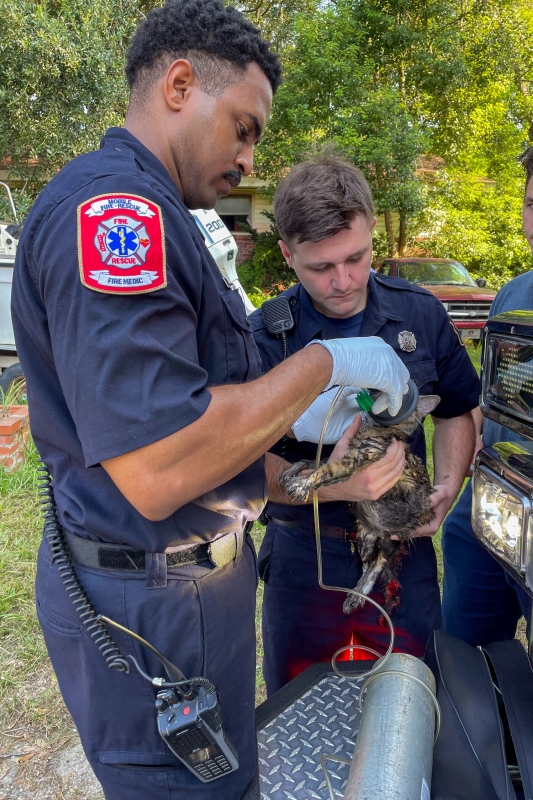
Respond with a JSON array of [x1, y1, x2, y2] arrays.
[[297, 273, 404, 344], [361, 273, 404, 335], [100, 127, 184, 206]]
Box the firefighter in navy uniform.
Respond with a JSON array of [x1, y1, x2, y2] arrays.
[[11, 4, 414, 799], [250, 154, 481, 696]]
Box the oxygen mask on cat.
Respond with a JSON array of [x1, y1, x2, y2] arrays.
[[356, 379, 419, 426]]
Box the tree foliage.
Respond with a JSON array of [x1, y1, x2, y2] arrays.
[[250, 0, 533, 281], [411, 0, 533, 286], [253, 3, 428, 253], [237, 212, 294, 302], [0, 0, 155, 194], [1, 0, 533, 290]]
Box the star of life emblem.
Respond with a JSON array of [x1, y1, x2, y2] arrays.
[[398, 330, 417, 352], [77, 193, 166, 295], [94, 215, 151, 269]]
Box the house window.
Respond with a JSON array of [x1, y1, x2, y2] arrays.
[[215, 195, 252, 233]]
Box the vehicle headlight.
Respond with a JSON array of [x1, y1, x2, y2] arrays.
[[473, 443, 533, 590], [476, 312, 533, 599], [472, 467, 524, 570]]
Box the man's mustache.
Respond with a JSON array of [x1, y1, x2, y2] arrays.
[[223, 171, 242, 187]]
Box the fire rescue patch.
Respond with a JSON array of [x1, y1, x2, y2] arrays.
[[77, 194, 166, 294]]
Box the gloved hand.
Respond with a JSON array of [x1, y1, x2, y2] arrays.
[[292, 386, 362, 444], [308, 336, 410, 417]]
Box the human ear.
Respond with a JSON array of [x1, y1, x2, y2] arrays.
[[163, 59, 199, 111], [278, 239, 294, 269]]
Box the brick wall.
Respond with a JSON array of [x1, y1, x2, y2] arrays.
[[0, 406, 30, 472], [234, 233, 254, 267]]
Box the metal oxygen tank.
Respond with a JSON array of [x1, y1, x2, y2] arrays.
[[343, 653, 438, 800]]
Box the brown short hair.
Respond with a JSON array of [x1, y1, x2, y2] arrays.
[[274, 151, 374, 246], [520, 147, 533, 191]]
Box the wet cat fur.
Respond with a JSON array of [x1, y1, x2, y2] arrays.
[[280, 395, 441, 616]]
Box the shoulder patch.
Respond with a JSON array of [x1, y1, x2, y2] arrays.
[[77, 194, 166, 295]]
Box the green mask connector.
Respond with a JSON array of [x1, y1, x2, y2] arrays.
[[355, 388, 375, 412], [356, 380, 419, 426]]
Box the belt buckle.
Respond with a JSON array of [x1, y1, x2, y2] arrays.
[[344, 530, 358, 543], [208, 532, 237, 568]]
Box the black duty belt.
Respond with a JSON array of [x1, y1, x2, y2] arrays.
[[270, 517, 357, 543], [63, 525, 251, 574]]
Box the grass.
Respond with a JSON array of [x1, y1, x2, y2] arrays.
[[0, 382, 25, 421], [0, 440, 74, 745], [0, 341, 482, 724]]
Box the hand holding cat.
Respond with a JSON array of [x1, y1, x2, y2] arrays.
[[412, 483, 457, 537], [322, 417, 406, 503], [307, 336, 410, 416]]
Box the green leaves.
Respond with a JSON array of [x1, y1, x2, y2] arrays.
[[0, 0, 148, 192], [237, 212, 295, 299], [250, 0, 533, 267], [1, 0, 533, 281], [416, 170, 533, 289]]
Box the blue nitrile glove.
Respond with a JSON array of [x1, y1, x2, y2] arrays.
[[307, 336, 410, 417], [292, 386, 362, 444]]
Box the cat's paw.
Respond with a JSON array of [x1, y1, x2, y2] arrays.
[[343, 591, 366, 614], [281, 473, 314, 502]]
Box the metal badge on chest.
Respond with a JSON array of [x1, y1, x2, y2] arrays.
[[398, 330, 417, 352]]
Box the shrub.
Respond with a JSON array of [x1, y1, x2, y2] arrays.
[[237, 213, 295, 301]]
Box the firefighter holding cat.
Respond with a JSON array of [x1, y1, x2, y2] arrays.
[[10, 3, 413, 799], [250, 152, 480, 696]]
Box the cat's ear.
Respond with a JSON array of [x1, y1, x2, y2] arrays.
[[417, 395, 441, 418]]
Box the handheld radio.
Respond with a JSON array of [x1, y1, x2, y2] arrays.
[[98, 614, 239, 783], [156, 686, 239, 781]]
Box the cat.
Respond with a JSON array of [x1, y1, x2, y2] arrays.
[[280, 395, 441, 615]]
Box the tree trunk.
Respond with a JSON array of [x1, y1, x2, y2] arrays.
[[398, 216, 407, 256], [384, 211, 397, 257]]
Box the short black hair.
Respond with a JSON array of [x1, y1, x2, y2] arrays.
[[275, 149, 375, 246], [520, 147, 533, 191], [126, 0, 281, 99]]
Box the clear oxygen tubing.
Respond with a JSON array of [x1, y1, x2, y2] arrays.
[[312, 387, 442, 800], [311, 384, 395, 680]]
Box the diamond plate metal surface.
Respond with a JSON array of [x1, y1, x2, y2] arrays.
[[258, 674, 364, 800]]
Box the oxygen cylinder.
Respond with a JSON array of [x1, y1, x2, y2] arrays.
[[343, 653, 437, 800]]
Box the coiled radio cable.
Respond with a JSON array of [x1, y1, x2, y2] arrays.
[[37, 461, 130, 673]]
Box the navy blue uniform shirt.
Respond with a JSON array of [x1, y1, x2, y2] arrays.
[[12, 127, 266, 550], [250, 275, 480, 528]]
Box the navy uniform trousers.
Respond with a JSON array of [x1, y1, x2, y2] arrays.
[[442, 480, 531, 646], [258, 520, 442, 696], [36, 534, 258, 800]]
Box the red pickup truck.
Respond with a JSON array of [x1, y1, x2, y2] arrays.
[[376, 257, 497, 341]]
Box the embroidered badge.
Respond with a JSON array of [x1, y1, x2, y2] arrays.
[[77, 194, 166, 294], [398, 330, 417, 352]]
